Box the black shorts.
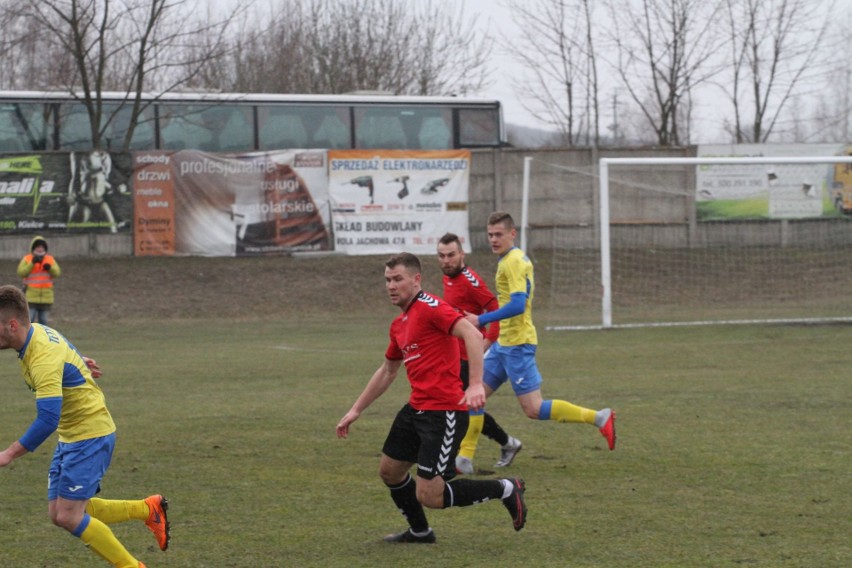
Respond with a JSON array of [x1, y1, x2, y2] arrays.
[[382, 404, 469, 480]]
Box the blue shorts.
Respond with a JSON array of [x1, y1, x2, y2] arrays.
[[47, 433, 115, 501], [483, 343, 543, 396]]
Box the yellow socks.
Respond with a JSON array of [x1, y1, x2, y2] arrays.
[[458, 412, 484, 459], [77, 514, 140, 568], [541, 399, 597, 424], [86, 498, 149, 524]]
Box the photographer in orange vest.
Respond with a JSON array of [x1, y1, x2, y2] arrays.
[[17, 236, 61, 324]]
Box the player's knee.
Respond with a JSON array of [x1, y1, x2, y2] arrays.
[[378, 460, 408, 486], [378, 465, 400, 485], [522, 404, 541, 420], [50, 509, 79, 532]]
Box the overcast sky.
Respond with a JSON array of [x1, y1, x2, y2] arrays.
[[460, 0, 536, 129], [213, 0, 848, 144], [461, 0, 848, 143]]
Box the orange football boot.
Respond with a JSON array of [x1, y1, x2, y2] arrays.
[[144, 494, 170, 551]]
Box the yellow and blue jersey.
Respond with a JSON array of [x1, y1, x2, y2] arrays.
[[18, 324, 115, 445], [495, 248, 537, 346]]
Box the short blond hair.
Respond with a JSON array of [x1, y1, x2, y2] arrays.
[[0, 285, 29, 322]]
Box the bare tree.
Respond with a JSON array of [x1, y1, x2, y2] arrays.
[[193, 0, 491, 97], [720, 0, 834, 143], [5, 0, 237, 150], [807, 63, 852, 143], [608, 0, 723, 146], [798, 2, 851, 145], [0, 4, 74, 89], [503, 0, 602, 146]]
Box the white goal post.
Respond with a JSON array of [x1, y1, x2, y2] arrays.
[[519, 154, 852, 330]]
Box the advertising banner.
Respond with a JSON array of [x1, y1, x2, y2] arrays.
[[0, 152, 133, 234], [133, 152, 176, 255], [328, 150, 471, 255], [133, 150, 331, 256], [696, 144, 847, 220]]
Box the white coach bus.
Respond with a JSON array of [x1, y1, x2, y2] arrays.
[[0, 90, 506, 153]]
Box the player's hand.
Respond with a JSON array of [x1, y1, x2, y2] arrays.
[[462, 312, 480, 328], [336, 410, 360, 439], [460, 383, 486, 412], [42, 263, 51, 271], [32, 254, 44, 264], [83, 356, 102, 378]]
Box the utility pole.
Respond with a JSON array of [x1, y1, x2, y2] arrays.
[[608, 92, 621, 145]]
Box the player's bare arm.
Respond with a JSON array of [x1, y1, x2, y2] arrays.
[[336, 358, 402, 439], [0, 440, 28, 467], [452, 318, 486, 411]]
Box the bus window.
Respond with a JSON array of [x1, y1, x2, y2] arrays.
[[58, 105, 94, 150], [310, 108, 351, 149], [159, 104, 253, 152], [159, 105, 216, 151], [58, 103, 159, 151], [355, 107, 409, 149], [214, 106, 253, 152], [458, 107, 500, 146], [0, 106, 27, 151], [0, 102, 49, 152], [258, 106, 309, 149], [417, 111, 452, 149], [106, 104, 155, 151]]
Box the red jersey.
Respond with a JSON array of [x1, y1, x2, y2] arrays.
[[442, 266, 500, 360], [385, 291, 465, 411]]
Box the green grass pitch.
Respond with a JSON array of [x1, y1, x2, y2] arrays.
[[0, 317, 849, 567]]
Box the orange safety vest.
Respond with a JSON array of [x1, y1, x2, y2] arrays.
[[22, 254, 57, 289]]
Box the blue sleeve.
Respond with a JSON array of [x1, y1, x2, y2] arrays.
[[19, 397, 62, 452], [478, 292, 526, 326]]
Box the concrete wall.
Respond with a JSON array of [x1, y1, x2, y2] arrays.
[[1, 146, 848, 260], [0, 233, 132, 261]]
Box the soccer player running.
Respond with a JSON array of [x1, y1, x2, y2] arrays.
[[437, 232, 522, 475], [462, 212, 616, 453], [0, 285, 169, 568], [336, 253, 527, 543]]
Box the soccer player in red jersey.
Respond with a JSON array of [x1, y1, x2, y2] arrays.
[[437, 233, 522, 474], [336, 253, 527, 542]]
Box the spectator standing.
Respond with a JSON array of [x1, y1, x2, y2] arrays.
[[17, 236, 60, 324]]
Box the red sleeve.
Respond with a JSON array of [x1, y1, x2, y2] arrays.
[[385, 321, 403, 360]]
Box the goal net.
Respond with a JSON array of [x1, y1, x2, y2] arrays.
[[521, 155, 852, 330]]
